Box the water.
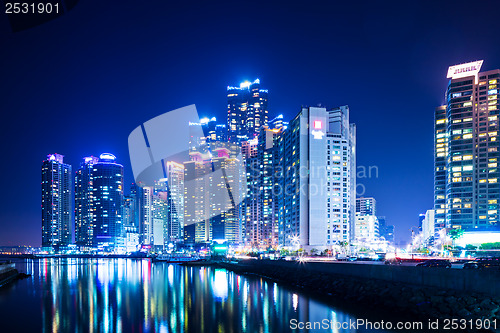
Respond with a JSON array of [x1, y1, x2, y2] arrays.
[[0, 259, 388, 332]]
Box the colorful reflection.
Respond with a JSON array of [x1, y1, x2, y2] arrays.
[[0, 259, 382, 333]]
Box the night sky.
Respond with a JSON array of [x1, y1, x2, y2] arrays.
[[1, 0, 500, 246]]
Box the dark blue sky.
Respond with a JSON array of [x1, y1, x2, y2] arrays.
[[1, 0, 499, 246]]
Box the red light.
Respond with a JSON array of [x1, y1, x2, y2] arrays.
[[314, 120, 322, 129]]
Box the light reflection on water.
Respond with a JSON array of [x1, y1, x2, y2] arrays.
[[0, 259, 387, 333]]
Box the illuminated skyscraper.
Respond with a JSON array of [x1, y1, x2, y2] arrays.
[[41, 154, 72, 249], [75, 156, 99, 247], [91, 153, 124, 251], [277, 106, 356, 249], [227, 79, 268, 142], [434, 61, 500, 231], [164, 161, 185, 243], [243, 126, 282, 248]]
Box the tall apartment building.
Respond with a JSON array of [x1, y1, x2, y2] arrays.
[[91, 153, 124, 251], [227, 79, 268, 142], [164, 161, 184, 243], [354, 213, 379, 243], [183, 157, 211, 243], [435, 60, 500, 231], [377, 216, 394, 243], [75, 156, 99, 247], [243, 126, 282, 248], [277, 106, 356, 250], [41, 154, 72, 248], [356, 197, 377, 216], [138, 185, 153, 245], [184, 147, 245, 244]]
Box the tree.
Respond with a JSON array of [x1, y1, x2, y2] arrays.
[[479, 242, 500, 250]]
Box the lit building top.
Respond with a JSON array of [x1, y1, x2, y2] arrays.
[[47, 153, 64, 163], [447, 60, 483, 83]]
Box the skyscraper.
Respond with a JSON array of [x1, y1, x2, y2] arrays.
[[41, 154, 72, 249], [434, 61, 499, 231], [75, 156, 99, 247], [277, 106, 356, 250], [377, 216, 394, 243], [243, 126, 282, 248], [356, 197, 377, 216], [227, 79, 268, 142], [164, 161, 184, 243], [91, 153, 124, 251], [138, 185, 153, 245]]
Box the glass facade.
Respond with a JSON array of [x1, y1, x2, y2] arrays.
[[227, 79, 268, 142], [435, 65, 500, 230], [91, 154, 124, 251], [41, 154, 72, 248], [75, 156, 99, 247]]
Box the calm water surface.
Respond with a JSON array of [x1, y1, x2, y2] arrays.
[[0, 259, 388, 333]]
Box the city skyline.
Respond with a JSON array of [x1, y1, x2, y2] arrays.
[[2, 0, 500, 246]]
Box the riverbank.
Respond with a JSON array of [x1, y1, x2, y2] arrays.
[[0, 262, 19, 288], [218, 260, 500, 332]]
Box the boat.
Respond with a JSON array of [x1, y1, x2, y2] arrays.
[[152, 253, 203, 264]]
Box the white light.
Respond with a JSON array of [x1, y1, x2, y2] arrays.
[[240, 81, 251, 89], [311, 130, 325, 140], [447, 60, 483, 82], [100, 153, 116, 161]]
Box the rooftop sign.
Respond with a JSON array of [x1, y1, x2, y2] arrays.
[[447, 60, 483, 81]]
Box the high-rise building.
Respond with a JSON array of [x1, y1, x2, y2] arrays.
[[269, 114, 289, 130], [164, 161, 185, 243], [243, 126, 282, 248], [183, 158, 211, 243], [91, 153, 124, 251], [138, 185, 153, 245], [152, 179, 168, 249], [356, 197, 376, 216], [41, 154, 72, 249], [227, 79, 268, 142], [123, 190, 140, 253], [435, 60, 499, 231], [354, 213, 379, 244], [418, 213, 425, 232], [183, 146, 245, 244], [277, 106, 356, 250], [377, 216, 395, 243], [421, 210, 435, 247], [75, 156, 99, 247]]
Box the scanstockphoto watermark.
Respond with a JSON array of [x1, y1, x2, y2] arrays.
[[289, 318, 423, 331], [246, 161, 379, 197], [290, 318, 499, 331]]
